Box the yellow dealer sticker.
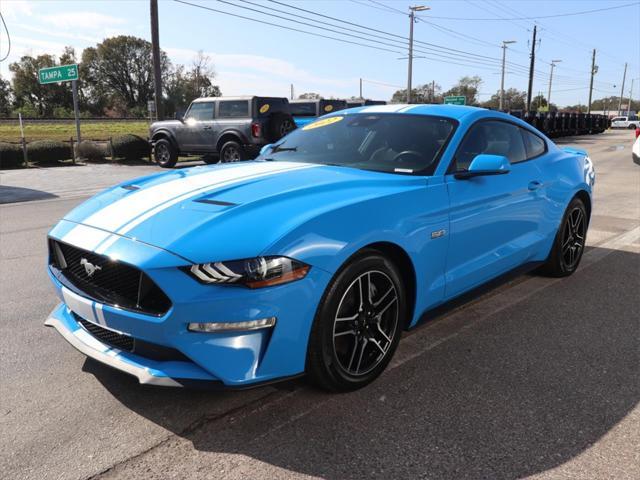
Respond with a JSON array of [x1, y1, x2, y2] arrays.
[[259, 104, 270, 114], [302, 116, 344, 130], [324, 104, 334, 112]]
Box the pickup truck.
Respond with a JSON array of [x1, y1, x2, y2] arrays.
[[149, 96, 295, 168], [610, 115, 638, 129]]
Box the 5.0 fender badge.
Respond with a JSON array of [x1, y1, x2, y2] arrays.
[[431, 229, 446, 239]]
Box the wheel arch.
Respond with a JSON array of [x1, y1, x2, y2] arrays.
[[216, 131, 245, 152], [573, 189, 592, 222], [151, 130, 177, 148], [356, 241, 417, 330]]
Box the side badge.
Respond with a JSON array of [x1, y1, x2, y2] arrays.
[[431, 229, 446, 239]]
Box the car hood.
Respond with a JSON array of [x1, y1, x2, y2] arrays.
[[62, 161, 425, 264]]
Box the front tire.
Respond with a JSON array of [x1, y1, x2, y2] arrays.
[[539, 197, 588, 277], [153, 138, 178, 168], [307, 251, 405, 392]]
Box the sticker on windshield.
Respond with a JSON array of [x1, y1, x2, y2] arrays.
[[324, 104, 334, 112], [302, 116, 344, 130], [259, 104, 270, 114]]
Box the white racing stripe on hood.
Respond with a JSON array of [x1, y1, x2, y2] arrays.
[[91, 163, 318, 255], [80, 162, 308, 234]]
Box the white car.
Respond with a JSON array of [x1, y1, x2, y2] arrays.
[[633, 129, 640, 165], [611, 115, 638, 129]]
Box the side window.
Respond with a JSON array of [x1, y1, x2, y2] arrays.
[[218, 101, 249, 118], [184, 102, 214, 121], [454, 120, 527, 171], [521, 129, 546, 159]]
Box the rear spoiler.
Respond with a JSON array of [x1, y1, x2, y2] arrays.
[[561, 146, 588, 156]]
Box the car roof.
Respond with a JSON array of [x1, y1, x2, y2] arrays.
[[192, 96, 287, 102], [340, 103, 486, 120]]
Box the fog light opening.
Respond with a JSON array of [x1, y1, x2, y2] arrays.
[[188, 317, 277, 333]]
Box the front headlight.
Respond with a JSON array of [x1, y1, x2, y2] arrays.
[[184, 256, 310, 289]]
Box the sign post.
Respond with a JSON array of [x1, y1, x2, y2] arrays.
[[38, 64, 81, 161], [444, 96, 466, 105]]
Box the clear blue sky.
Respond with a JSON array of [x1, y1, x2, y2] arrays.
[[1, 0, 638, 106]]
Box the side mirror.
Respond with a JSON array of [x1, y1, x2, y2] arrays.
[[259, 143, 274, 156], [455, 154, 511, 179]]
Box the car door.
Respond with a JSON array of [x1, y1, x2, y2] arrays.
[[611, 117, 625, 128], [177, 101, 216, 151], [444, 119, 546, 298]]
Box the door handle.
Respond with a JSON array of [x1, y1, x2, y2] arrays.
[[203, 126, 212, 130], [528, 180, 543, 191]]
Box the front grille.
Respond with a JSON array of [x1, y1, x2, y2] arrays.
[[77, 316, 134, 351], [49, 239, 171, 316], [74, 314, 190, 362]]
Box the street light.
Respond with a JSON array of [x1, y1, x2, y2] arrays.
[[499, 40, 516, 111], [407, 5, 430, 104], [548, 59, 562, 108]]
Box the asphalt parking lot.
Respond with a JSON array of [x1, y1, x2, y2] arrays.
[[1, 129, 638, 480]]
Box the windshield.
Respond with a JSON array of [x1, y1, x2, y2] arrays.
[[260, 113, 456, 175]]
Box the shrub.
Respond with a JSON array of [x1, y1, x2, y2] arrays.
[[27, 140, 72, 164], [0, 142, 24, 169], [111, 134, 150, 161], [77, 140, 108, 162]]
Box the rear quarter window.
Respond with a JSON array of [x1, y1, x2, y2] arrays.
[[218, 101, 250, 118], [290, 102, 317, 117], [521, 129, 547, 159]]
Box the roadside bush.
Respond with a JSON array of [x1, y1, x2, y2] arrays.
[[27, 140, 72, 164], [77, 140, 108, 162], [111, 134, 150, 161], [0, 142, 24, 169]]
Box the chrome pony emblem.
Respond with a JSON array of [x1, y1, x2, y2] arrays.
[[80, 258, 102, 277]]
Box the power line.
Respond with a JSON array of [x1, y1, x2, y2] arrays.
[[173, 0, 404, 54], [421, 2, 639, 21], [0, 11, 11, 63]]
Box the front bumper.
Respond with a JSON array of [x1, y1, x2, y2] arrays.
[[46, 221, 333, 387]]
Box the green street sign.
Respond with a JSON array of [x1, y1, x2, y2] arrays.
[[444, 95, 466, 105], [38, 64, 79, 84]]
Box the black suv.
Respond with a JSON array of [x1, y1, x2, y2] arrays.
[[150, 96, 295, 168]]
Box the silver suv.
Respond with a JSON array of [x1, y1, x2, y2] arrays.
[[149, 96, 295, 168]]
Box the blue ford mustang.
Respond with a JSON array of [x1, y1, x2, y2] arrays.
[[45, 105, 595, 391]]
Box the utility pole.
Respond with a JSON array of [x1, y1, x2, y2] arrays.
[[431, 79, 435, 103], [587, 49, 597, 114], [547, 59, 561, 109], [617, 62, 627, 116], [150, 0, 163, 120], [628, 78, 634, 115], [526, 25, 537, 111], [499, 40, 516, 111], [290, 83, 294, 100], [407, 5, 429, 104], [359, 78, 363, 99]]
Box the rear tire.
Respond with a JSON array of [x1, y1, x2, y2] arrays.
[[219, 141, 245, 163], [629, 124, 637, 130], [154, 138, 178, 168], [307, 251, 405, 392], [538, 197, 588, 277], [266, 113, 296, 142]]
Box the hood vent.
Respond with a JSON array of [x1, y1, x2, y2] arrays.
[[194, 198, 238, 207]]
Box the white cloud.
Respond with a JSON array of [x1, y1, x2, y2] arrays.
[[1, 0, 34, 20], [40, 12, 126, 31]]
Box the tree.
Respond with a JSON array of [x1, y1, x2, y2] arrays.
[[9, 49, 75, 116], [390, 83, 442, 104], [481, 88, 527, 111], [81, 35, 171, 116], [298, 92, 321, 100], [164, 51, 221, 117], [0, 75, 12, 116], [590, 96, 639, 113], [443, 76, 483, 106]]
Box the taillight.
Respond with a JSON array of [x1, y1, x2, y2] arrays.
[[251, 122, 261, 138], [635, 128, 639, 139]]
